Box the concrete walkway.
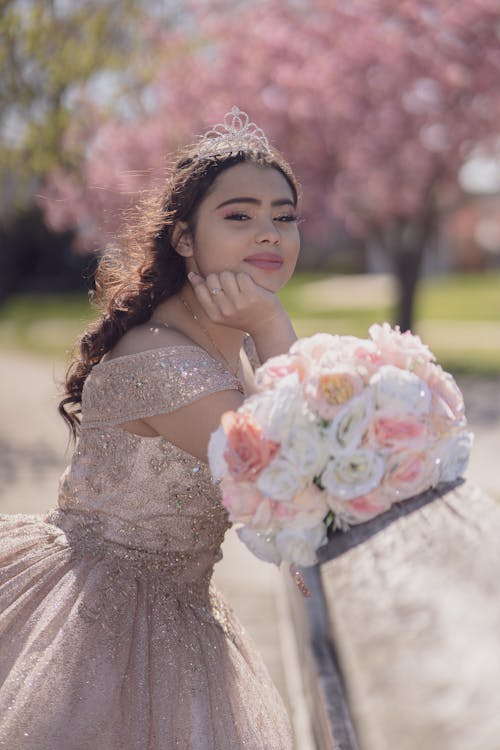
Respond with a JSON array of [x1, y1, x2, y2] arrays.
[[1, 352, 498, 748]]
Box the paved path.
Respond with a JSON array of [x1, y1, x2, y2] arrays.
[[0, 353, 498, 749]]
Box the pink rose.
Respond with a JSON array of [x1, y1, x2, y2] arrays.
[[222, 411, 280, 481], [416, 362, 465, 428], [383, 449, 439, 501], [323, 336, 382, 377], [328, 487, 392, 524], [255, 353, 307, 391], [368, 413, 430, 452], [369, 322, 434, 369], [221, 478, 273, 528], [304, 366, 364, 420]]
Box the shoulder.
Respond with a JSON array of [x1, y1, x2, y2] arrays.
[[101, 322, 194, 363], [82, 329, 240, 427]]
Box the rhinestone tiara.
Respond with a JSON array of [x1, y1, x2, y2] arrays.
[[194, 106, 272, 160]]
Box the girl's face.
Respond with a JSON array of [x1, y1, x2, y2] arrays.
[[177, 162, 300, 292]]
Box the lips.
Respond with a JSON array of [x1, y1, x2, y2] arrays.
[[244, 253, 283, 270]]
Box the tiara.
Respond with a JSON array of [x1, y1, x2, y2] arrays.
[[194, 106, 272, 160]]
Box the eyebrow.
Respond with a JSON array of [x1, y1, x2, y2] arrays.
[[215, 197, 295, 210]]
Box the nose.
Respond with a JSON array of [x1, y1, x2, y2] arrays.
[[255, 218, 280, 245]]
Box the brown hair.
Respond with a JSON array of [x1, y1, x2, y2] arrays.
[[59, 143, 299, 437]]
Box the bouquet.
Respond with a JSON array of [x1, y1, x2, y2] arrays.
[[208, 324, 473, 568]]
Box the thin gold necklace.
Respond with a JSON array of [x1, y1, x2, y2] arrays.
[[179, 296, 244, 393]]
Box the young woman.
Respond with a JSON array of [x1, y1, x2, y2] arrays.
[[0, 108, 300, 748]]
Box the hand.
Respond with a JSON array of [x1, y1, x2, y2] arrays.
[[188, 269, 287, 335]]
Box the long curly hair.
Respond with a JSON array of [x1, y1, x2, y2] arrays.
[[59, 143, 299, 438]]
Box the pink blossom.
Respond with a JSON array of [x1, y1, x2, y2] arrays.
[[222, 411, 279, 481]]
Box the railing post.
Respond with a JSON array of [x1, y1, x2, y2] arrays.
[[285, 480, 500, 750]]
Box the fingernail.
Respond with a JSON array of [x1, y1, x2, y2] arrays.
[[188, 271, 196, 281]]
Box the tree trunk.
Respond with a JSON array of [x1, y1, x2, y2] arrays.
[[381, 213, 436, 332], [393, 240, 425, 332]]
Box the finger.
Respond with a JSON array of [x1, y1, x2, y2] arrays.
[[190, 276, 222, 319], [188, 271, 205, 289], [236, 271, 259, 296], [205, 273, 225, 298], [219, 271, 241, 300]]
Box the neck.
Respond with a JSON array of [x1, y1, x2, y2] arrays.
[[153, 285, 246, 355]]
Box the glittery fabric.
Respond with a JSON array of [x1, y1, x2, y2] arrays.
[[0, 344, 293, 749]]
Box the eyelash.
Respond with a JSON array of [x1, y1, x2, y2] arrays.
[[223, 212, 299, 223]]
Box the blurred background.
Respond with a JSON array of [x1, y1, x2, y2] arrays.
[[2, 0, 499, 502], [1, 0, 499, 370], [1, 3, 499, 744]]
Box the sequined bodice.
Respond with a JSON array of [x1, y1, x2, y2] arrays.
[[55, 344, 249, 594], [0, 338, 295, 749]]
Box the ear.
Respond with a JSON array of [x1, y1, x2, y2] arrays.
[[172, 221, 194, 258]]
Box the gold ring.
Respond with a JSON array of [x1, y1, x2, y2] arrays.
[[211, 287, 222, 295]]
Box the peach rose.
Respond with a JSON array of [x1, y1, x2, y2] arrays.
[[304, 366, 364, 420], [271, 485, 329, 530], [222, 411, 279, 481]]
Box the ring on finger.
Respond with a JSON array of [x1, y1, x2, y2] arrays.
[[210, 287, 222, 296]]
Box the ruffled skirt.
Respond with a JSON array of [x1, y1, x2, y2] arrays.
[[0, 513, 293, 750]]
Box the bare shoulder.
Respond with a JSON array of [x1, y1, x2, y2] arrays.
[[102, 322, 194, 362]]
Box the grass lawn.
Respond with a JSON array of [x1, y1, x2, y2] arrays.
[[1, 271, 499, 374]]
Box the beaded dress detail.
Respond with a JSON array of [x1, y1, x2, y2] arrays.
[[0, 341, 293, 749]]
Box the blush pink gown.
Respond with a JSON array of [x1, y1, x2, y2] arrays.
[[0, 343, 293, 749]]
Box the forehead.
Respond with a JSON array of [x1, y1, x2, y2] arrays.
[[206, 162, 294, 204]]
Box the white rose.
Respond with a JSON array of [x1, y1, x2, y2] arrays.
[[207, 425, 228, 481], [436, 431, 474, 483], [280, 422, 330, 478], [237, 527, 282, 565], [321, 449, 386, 500], [285, 485, 330, 529], [257, 457, 304, 501], [243, 374, 305, 442], [328, 390, 375, 456], [275, 524, 327, 566], [371, 365, 431, 415], [290, 333, 340, 362]]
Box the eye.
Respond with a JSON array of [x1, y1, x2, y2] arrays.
[[274, 213, 299, 223], [223, 212, 251, 221]]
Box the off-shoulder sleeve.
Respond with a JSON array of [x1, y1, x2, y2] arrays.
[[81, 345, 241, 429]]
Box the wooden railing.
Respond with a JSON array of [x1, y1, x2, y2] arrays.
[[285, 480, 500, 750]]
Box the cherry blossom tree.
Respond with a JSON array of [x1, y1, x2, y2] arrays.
[[44, 0, 500, 329]]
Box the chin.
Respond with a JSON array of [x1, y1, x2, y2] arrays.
[[245, 268, 291, 293]]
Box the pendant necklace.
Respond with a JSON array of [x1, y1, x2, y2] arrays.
[[179, 297, 244, 394]]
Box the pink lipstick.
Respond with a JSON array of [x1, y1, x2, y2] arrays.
[[244, 253, 283, 270]]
